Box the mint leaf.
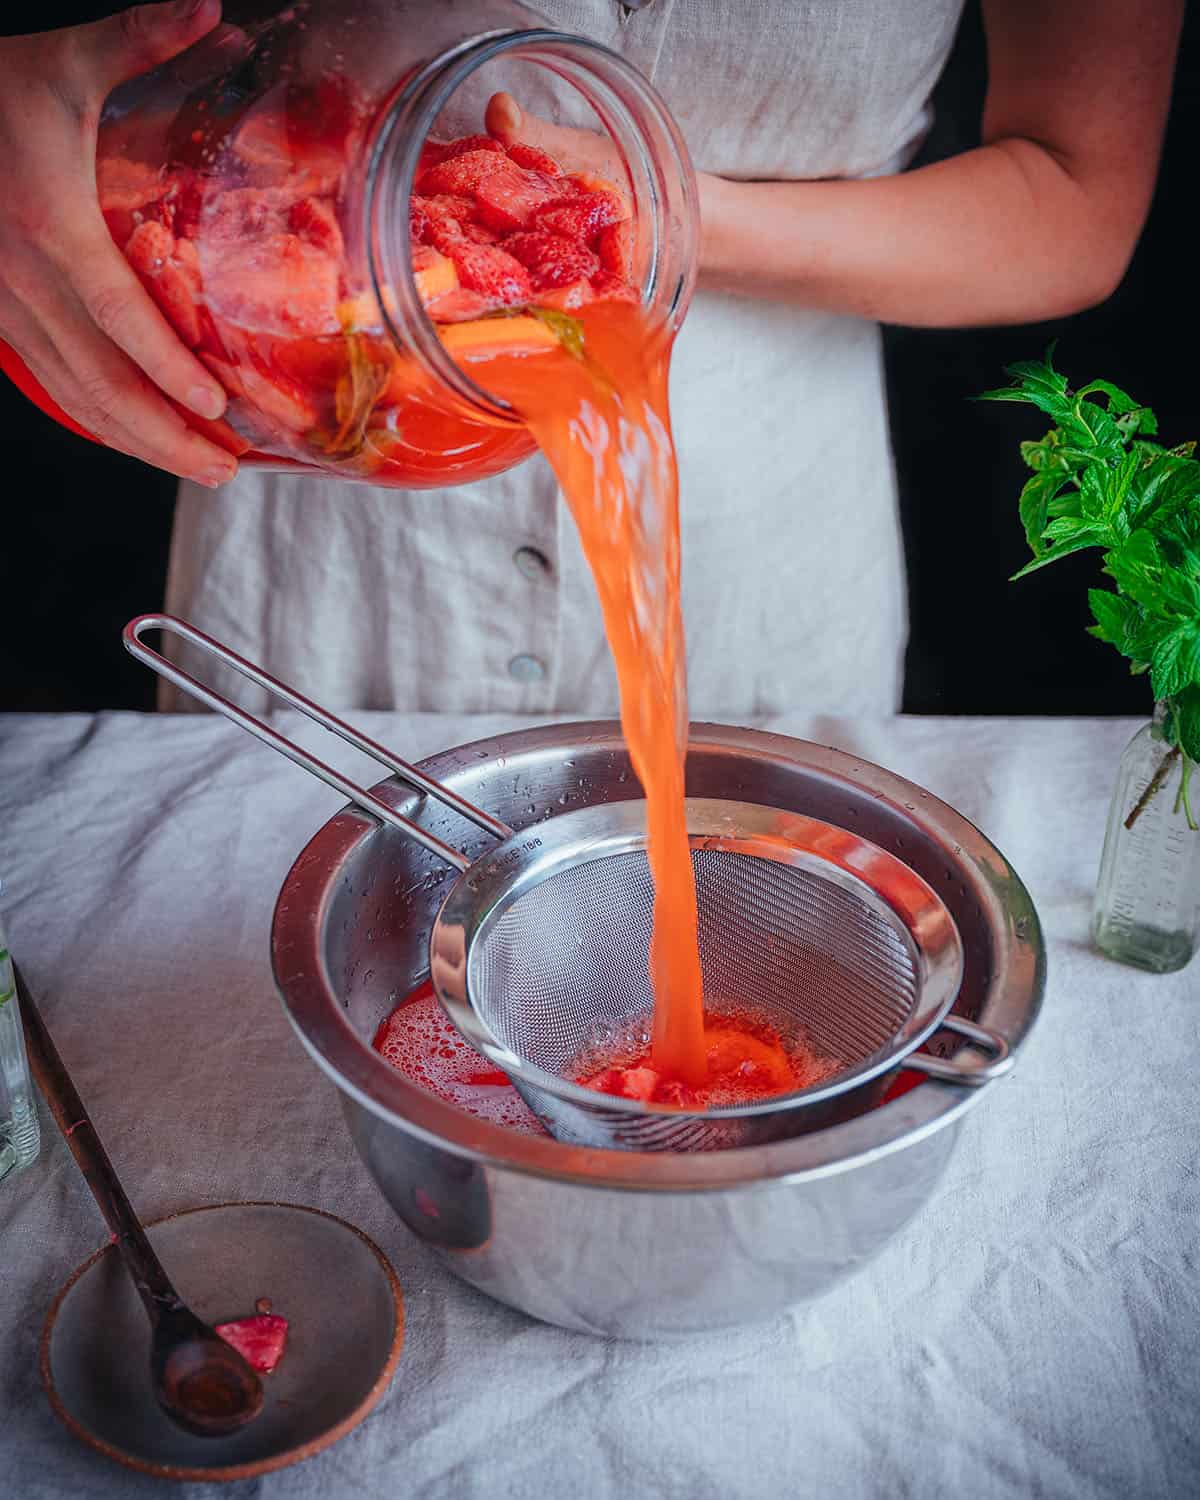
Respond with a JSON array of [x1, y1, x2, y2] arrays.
[[1010, 524, 1110, 579], [1017, 469, 1063, 554], [1151, 625, 1200, 700], [1088, 588, 1140, 649]]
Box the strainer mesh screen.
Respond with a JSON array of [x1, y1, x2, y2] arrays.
[[470, 846, 918, 1080]]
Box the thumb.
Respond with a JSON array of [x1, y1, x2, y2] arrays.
[[69, 0, 223, 101], [485, 91, 524, 144]]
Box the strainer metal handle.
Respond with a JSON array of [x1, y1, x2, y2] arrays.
[[123, 615, 514, 872], [902, 1014, 1012, 1085]]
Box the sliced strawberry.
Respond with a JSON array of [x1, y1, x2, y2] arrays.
[[442, 133, 507, 160], [153, 260, 205, 346], [535, 190, 624, 243], [597, 220, 633, 278], [445, 242, 531, 305], [530, 242, 600, 290], [288, 197, 344, 259], [409, 197, 431, 245], [424, 288, 498, 323], [201, 351, 319, 432], [459, 220, 504, 245], [416, 148, 510, 198], [416, 139, 453, 173], [473, 168, 558, 234], [204, 234, 341, 337], [419, 194, 475, 254], [506, 143, 564, 177], [618, 1066, 660, 1102], [214, 1313, 289, 1375], [496, 230, 563, 270], [503, 230, 600, 289], [590, 270, 639, 304], [124, 220, 176, 277], [535, 277, 595, 311]]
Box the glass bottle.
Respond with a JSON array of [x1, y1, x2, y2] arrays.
[[1093, 704, 1200, 973], [1, 893, 41, 1181], [0, 0, 697, 489]]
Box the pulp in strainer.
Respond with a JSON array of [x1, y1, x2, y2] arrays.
[[573, 1005, 843, 1110]]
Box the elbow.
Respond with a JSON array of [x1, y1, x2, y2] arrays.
[[1056, 240, 1134, 316], [1019, 230, 1136, 323]]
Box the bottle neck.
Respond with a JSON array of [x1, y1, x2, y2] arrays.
[[365, 29, 699, 421]]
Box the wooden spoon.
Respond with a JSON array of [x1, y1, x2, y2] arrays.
[[15, 963, 264, 1437]]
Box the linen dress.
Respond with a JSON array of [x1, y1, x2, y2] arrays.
[[161, 0, 966, 717]]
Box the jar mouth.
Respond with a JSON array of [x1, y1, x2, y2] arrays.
[[365, 28, 699, 422]]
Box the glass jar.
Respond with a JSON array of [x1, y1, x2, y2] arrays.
[[1093, 703, 1200, 973], [0, 0, 697, 488]]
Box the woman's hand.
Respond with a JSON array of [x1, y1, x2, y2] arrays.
[[698, 0, 1184, 327], [0, 0, 240, 487]]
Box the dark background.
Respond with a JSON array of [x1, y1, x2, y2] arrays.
[[2, 2, 1197, 714]]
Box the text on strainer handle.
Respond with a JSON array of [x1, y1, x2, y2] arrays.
[[123, 614, 514, 872], [903, 1014, 1013, 1086]]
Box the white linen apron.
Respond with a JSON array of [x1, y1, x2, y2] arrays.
[[162, 0, 965, 717]]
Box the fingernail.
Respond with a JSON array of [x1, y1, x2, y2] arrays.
[[172, 0, 210, 20], [188, 384, 226, 420], [201, 462, 236, 489]]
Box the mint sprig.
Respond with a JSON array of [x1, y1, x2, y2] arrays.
[[979, 347, 1200, 826]]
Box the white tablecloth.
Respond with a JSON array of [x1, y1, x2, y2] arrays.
[[1, 710, 1197, 1499]]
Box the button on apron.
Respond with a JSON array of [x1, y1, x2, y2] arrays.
[[508, 654, 546, 683], [513, 546, 551, 581]]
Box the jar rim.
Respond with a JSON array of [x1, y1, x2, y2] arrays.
[[364, 27, 699, 421]]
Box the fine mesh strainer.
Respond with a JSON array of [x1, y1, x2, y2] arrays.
[[126, 615, 1011, 1153]]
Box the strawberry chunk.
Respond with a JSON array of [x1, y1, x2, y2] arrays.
[[201, 352, 318, 432], [409, 198, 431, 244], [504, 231, 599, 288], [416, 148, 511, 198], [506, 143, 564, 177], [459, 220, 504, 245], [125, 222, 206, 347], [445, 242, 531, 305], [532, 243, 600, 290], [473, 168, 558, 233], [204, 233, 341, 337], [288, 197, 344, 259], [535, 277, 595, 311], [618, 1066, 660, 1102], [535, 190, 624, 244], [442, 133, 507, 160], [590, 270, 639, 304], [124, 220, 175, 278], [597, 220, 633, 278], [418, 194, 476, 254], [424, 288, 498, 323], [214, 1313, 289, 1375]]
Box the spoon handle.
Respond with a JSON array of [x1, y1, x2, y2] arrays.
[[15, 963, 183, 1323]]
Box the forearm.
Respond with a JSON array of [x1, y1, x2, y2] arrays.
[[698, 139, 1144, 329]]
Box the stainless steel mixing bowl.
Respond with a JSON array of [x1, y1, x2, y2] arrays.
[[271, 723, 1044, 1339]]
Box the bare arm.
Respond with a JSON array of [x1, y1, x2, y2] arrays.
[[698, 0, 1184, 326]]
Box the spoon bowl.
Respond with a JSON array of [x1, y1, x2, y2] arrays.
[[153, 1308, 265, 1437]]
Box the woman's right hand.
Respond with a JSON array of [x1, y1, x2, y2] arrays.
[[0, 0, 240, 487]]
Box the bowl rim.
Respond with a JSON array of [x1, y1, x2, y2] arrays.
[[270, 721, 1045, 1192]]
